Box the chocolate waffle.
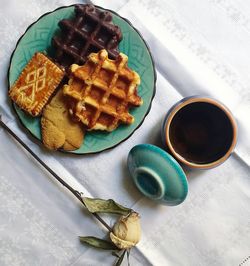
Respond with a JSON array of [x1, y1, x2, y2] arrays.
[[52, 4, 122, 70], [63, 49, 143, 132]]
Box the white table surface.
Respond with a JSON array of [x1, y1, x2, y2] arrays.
[[0, 0, 250, 265]]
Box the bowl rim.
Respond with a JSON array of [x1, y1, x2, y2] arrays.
[[7, 4, 157, 155], [163, 96, 238, 169]]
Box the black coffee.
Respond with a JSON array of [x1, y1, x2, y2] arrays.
[[169, 102, 234, 164]]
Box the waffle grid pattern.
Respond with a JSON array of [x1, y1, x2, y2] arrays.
[[64, 49, 142, 131], [53, 4, 122, 69]]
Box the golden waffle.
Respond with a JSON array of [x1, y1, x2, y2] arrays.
[[63, 49, 143, 132], [9, 53, 65, 116]]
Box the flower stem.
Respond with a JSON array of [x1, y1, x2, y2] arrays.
[[0, 116, 112, 232]]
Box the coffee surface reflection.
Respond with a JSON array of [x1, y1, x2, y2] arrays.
[[169, 102, 234, 164], [162, 96, 237, 169]]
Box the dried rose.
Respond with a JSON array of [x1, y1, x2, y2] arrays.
[[110, 212, 141, 249]]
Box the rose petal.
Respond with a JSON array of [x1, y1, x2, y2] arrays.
[[110, 232, 136, 249]]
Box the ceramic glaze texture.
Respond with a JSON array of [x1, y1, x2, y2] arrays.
[[8, 5, 156, 154], [127, 144, 188, 206]]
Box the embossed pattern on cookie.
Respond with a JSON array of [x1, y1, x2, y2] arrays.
[[9, 52, 65, 116]]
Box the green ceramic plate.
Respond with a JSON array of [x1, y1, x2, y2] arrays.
[[8, 5, 156, 154]]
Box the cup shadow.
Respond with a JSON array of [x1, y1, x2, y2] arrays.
[[181, 164, 205, 182], [143, 115, 165, 148], [121, 156, 143, 204]]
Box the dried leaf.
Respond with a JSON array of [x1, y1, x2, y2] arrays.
[[79, 236, 119, 250], [82, 197, 131, 215]]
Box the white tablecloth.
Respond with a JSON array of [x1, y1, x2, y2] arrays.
[[0, 0, 250, 265]]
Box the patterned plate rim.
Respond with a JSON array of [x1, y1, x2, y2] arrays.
[[7, 4, 157, 155]]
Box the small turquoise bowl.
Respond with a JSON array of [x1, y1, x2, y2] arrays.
[[127, 144, 188, 205]]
